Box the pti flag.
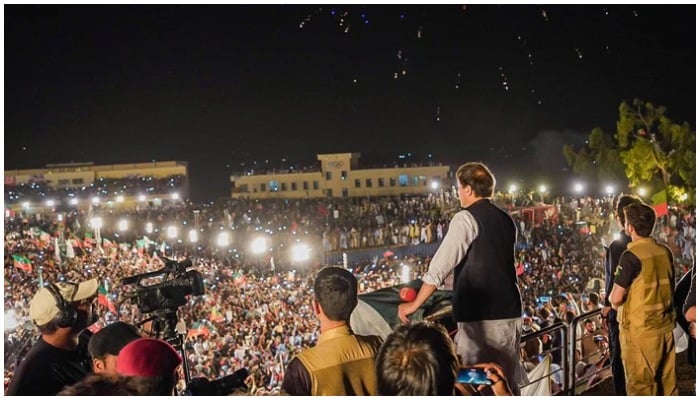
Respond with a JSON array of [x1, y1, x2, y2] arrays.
[[651, 189, 669, 217], [98, 283, 117, 313], [12, 254, 32, 272], [349, 279, 453, 340]]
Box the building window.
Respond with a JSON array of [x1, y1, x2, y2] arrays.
[[366, 178, 372, 188], [313, 181, 319, 190], [303, 181, 309, 190], [291, 182, 298, 191], [260, 183, 266, 192], [378, 178, 385, 187], [341, 171, 347, 180], [399, 175, 408, 187], [342, 188, 349, 197], [390, 177, 396, 187], [413, 176, 420, 186], [58, 179, 70, 186], [325, 189, 333, 197], [239, 184, 248, 192], [72, 178, 84, 185], [281, 182, 287, 191], [269, 180, 279, 191], [355, 179, 361, 188], [325, 172, 332, 181]]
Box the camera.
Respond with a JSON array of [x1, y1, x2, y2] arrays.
[[122, 257, 205, 314], [185, 368, 250, 396]]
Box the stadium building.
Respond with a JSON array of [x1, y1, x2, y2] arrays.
[[4, 161, 188, 211], [230, 153, 450, 199]]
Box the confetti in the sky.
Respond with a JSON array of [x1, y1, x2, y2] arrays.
[[455, 72, 462, 89], [603, 8, 609, 16], [575, 48, 583, 59], [633, 10, 638, 17], [417, 26, 423, 38], [435, 106, 441, 122], [397, 50, 403, 60], [541, 9, 549, 22]]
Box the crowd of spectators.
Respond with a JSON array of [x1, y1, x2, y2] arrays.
[[4, 186, 695, 394]]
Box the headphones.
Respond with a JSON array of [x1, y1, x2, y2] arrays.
[[45, 282, 78, 328]]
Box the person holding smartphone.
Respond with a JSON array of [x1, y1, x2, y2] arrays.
[[376, 321, 512, 396]]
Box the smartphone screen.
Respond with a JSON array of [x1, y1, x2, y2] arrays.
[[456, 368, 492, 385]]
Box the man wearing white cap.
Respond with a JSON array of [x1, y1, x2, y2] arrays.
[[7, 279, 99, 395]]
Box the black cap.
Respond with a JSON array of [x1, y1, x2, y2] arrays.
[[88, 322, 142, 359]]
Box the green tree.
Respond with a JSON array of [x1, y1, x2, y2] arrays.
[[616, 99, 695, 203], [564, 99, 695, 204], [563, 127, 626, 183]]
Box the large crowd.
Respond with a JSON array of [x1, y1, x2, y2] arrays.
[[4, 181, 696, 394]]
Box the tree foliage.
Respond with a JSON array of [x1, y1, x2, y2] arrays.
[[564, 98, 695, 204]]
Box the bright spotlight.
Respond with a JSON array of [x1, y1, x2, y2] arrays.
[[605, 185, 614, 195], [22, 202, 30, 209], [90, 217, 103, 229], [574, 183, 584, 193], [46, 199, 55, 207], [116, 195, 125, 203], [118, 219, 128, 232], [637, 187, 647, 197], [92, 196, 100, 204], [430, 181, 439, 190], [217, 231, 231, 247], [167, 225, 178, 239], [508, 184, 517, 194], [57, 214, 64, 222], [189, 229, 198, 243], [70, 198, 79, 205], [145, 222, 154, 234], [138, 194, 147, 202], [291, 243, 311, 262], [538, 185, 547, 193], [251, 237, 268, 254], [171, 192, 180, 200]]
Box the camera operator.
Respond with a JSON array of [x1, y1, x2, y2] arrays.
[[7, 279, 99, 395]]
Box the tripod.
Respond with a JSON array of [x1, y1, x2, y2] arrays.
[[138, 308, 191, 385]]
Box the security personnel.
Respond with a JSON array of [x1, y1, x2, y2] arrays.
[[609, 202, 678, 396], [282, 267, 382, 395]]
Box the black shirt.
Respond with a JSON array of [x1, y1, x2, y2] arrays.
[[7, 337, 92, 395], [280, 357, 312, 395]]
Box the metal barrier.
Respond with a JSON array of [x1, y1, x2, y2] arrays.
[[519, 322, 568, 395], [567, 309, 609, 395]]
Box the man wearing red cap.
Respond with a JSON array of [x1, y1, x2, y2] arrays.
[[116, 338, 183, 395], [7, 279, 98, 395]]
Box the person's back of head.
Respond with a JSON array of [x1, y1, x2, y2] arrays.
[[88, 321, 142, 374], [376, 321, 458, 396], [623, 202, 656, 238], [116, 338, 182, 395], [57, 373, 144, 396], [313, 266, 358, 322], [615, 194, 641, 225]]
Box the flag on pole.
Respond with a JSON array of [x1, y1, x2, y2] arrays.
[[97, 283, 117, 313], [12, 255, 32, 272], [651, 189, 669, 217]]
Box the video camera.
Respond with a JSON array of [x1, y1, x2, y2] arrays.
[[122, 257, 205, 314]]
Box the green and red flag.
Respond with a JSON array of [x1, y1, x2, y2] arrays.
[[97, 283, 117, 313], [651, 189, 669, 217], [12, 255, 32, 272]]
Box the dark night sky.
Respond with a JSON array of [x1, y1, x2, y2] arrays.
[[4, 4, 696, 201]]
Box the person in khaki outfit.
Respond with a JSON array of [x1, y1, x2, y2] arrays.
[[281, 266, 382, 395], [609, 202, 678, 396]]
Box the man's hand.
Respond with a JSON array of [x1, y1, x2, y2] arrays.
[[470, 362, 513, 396], [397, 301, 419, 323]]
